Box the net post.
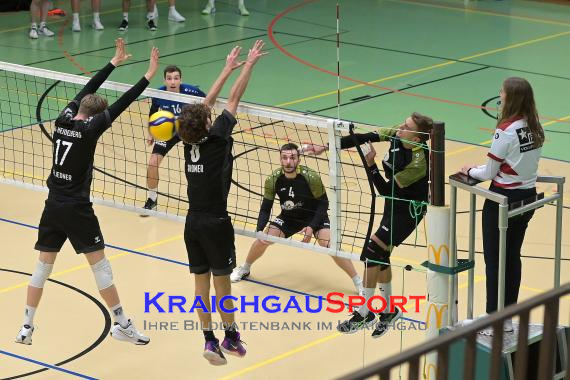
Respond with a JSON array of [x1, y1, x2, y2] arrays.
[[327, 119, 343, 253], [431, 121, 445, 206], [554, 180, 564, 288], [424, 121, 452, 378]]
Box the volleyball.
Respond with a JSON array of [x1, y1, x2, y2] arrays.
[[148, 110, 177, 141]]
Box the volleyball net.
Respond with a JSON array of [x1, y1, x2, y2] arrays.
[[0, 61, 440, 263]]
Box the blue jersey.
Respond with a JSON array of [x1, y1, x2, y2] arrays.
[[150, 84, 206, 116]]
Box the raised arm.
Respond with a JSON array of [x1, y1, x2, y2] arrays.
[[88, 47, 159, 137], [369, 164, 390, 196], [340, 132, 382, 149], [73, 38, 132, 103], [107, 47, 159, 122], [148, 98, 159, 116], [364, 143, 390, 196], [202, 46, 245, 108], [303, 128, 394, 155], [225, 40, 267, 116]]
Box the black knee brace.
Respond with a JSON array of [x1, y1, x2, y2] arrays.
[[361, 239, 391, 270]]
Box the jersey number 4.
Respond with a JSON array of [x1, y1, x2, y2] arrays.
[[288, 187, 295, 197], [54, 139, 73, 166]]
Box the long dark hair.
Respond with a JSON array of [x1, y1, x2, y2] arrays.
[[499, 77, 544, 148]]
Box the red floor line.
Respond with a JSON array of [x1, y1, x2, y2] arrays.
[[401, 0, 570, 27], [56, 17, 92, 75], [267, 0, 570, 125]]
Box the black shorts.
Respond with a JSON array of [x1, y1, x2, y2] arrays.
[[361, 202, 425, 265], [35, 201, 105, 254], [184, 213, 236, 276], [269, 214, 330, 238], [151, 134, 181, 156]]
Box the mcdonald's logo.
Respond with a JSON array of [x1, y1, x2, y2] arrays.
[[426, 303, 447, 329], [425, 363, 437, 380], [427, 244, 449, 265]]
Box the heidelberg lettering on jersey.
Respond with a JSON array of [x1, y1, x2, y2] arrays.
[[55, 127, 82, 139]]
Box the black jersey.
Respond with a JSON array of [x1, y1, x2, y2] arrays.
[[381, 132, 429, 202], [341, 128, 429, 203], [47, 104, 110, 202], [256, 165, 328, 231], [184, 110, 237, 215], [46, 62, 150, 203]]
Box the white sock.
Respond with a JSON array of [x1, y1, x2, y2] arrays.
[[111, 304, 129, 328], [39, 22, 46, 28], [379, 282, 392, 313], [23, 306, 36, 326], [352, 275, 362, 288], [169, 5, 176, 12], [208, 0, 215, 6], [148, 188, 158, 202], [238, 0, 245, 7], [122, 12, 128, 21], [358, 287, 375, 317], [147, 12, 154, 20], [31, 22, 37, 29], [242, 262, 251, 271], [72, 12, 79, 20], [93, 12, 100, 20]]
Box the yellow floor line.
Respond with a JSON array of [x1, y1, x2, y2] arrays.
[[395, 0, 570, 27], [221, 272, 568, 379], [276, 30, 570, 108], [219, 332, 342, 380], [543, 115, 570, 127], [443, 114, 570, 159], [445, 139, 491, 158], [220, 278, 484, 380]]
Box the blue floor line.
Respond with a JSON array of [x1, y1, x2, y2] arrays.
[[0, 349, 97, 380], [1, 215, 426, 325]]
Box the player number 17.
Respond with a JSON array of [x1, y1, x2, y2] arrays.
[[54, 139, 73, 165]]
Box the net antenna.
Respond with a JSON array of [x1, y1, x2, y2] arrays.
[[326, 0, 345, 256], [336, 0, 341, 121]]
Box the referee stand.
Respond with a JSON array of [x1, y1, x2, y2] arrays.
[[442, 173, 566, 380]]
